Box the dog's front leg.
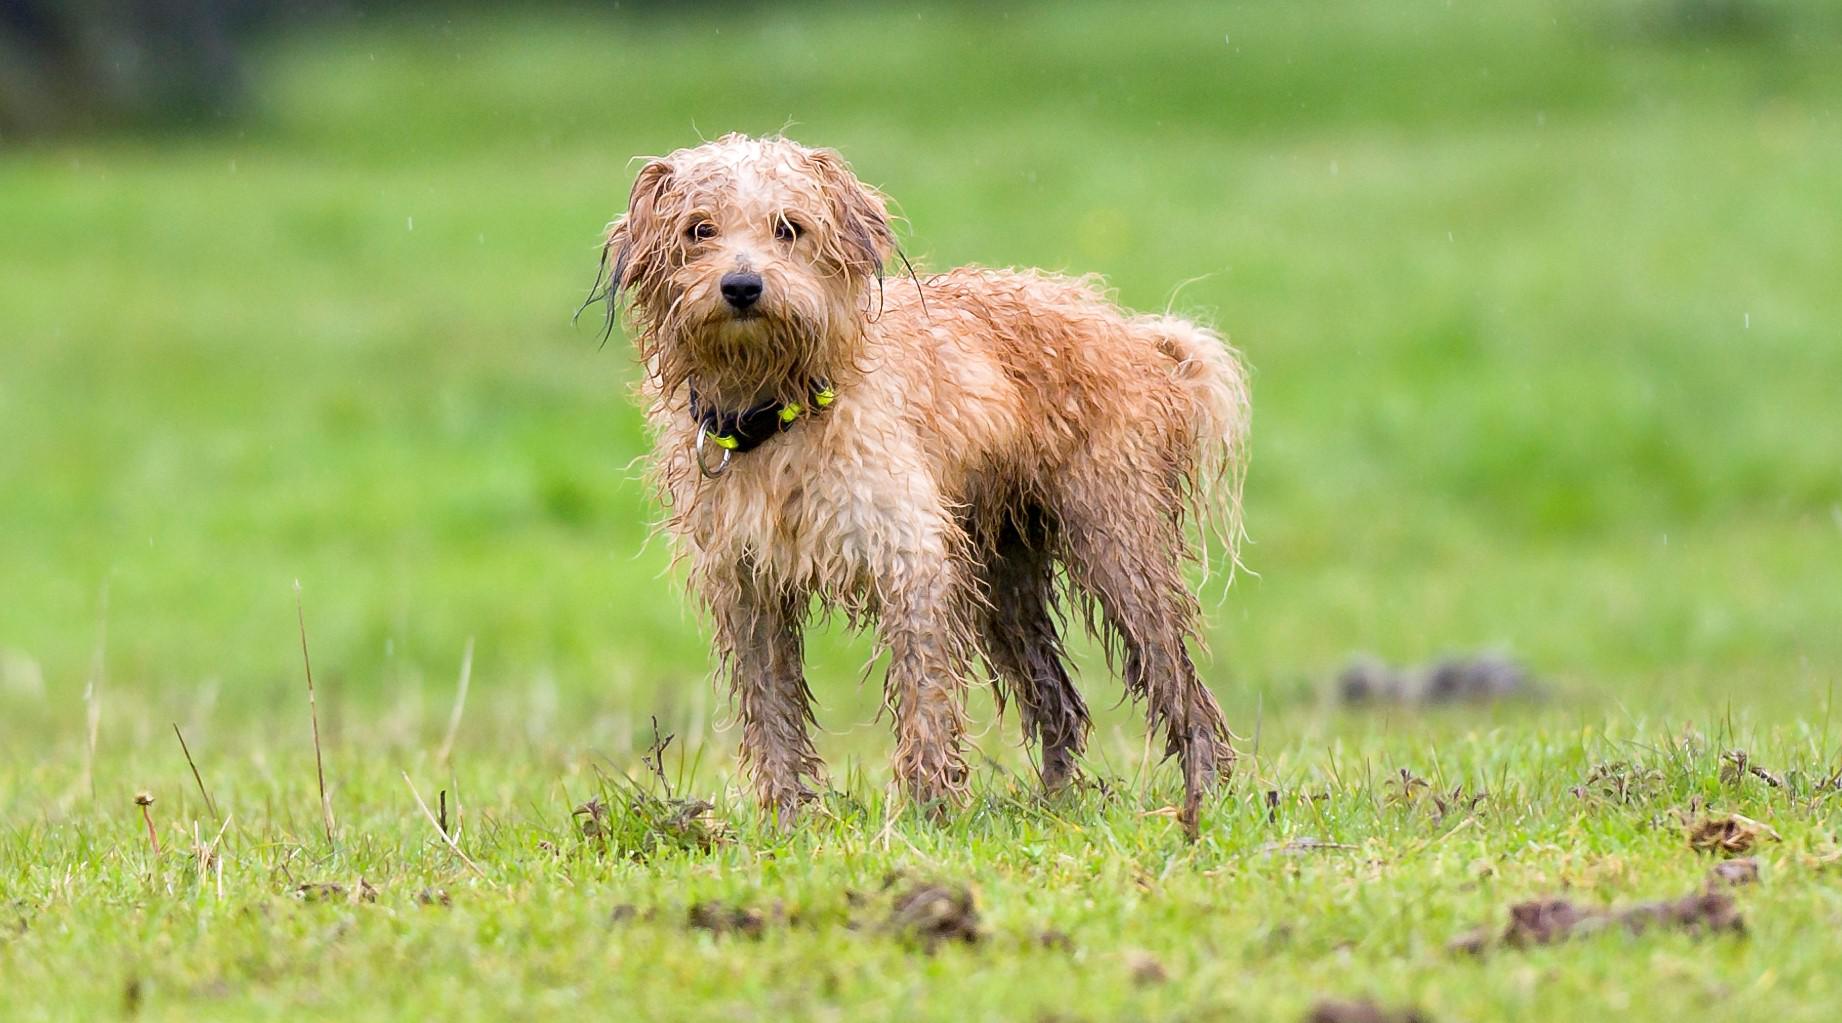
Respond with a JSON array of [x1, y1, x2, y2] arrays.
[[880, 535, 975, 810], [709, 566, 822, 820]]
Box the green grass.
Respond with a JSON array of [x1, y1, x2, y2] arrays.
[[2, 0, 1841, 1018]]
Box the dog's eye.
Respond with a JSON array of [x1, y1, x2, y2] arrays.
[[773, 217, 803, 243], [686, 221, 717, 242]]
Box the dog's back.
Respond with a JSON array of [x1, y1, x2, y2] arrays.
[[860, 266, 1249, 562]]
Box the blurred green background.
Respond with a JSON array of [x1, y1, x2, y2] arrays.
[[2, 0, 1839, 758]]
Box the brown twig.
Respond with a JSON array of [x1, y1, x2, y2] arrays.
[[435, 637, 474, 766], [294, 581, 335, 850], [402, 772, 488, 881], [642, 715, 675, 792], [173, 723, 219, 819]]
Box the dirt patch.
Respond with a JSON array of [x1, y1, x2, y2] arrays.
[[1305, 999, 1430, 1023], [414, 887, 451, 906], [1451, 888, 1744, 954], [885, 883, 981, 950], [1686, 812, 1780, 856], [1338, 652, 1535, 707]]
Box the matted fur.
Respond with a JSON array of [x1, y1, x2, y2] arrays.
[[592, 134, 1250, 831]]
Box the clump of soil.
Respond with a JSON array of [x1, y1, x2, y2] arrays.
[[1124, 951, 1168, 986], [1686, 812, 1780, 856], [687, 900, 767, 939], [1337, 652, 1536, 707], [1450, 887, 1744, 955], [885, 882, 981, 950], [1305, 998, 1430, 1023], [1708, 858, 1760, 887]]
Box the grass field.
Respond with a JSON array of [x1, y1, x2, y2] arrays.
[[3, 0, 1842, 1018]]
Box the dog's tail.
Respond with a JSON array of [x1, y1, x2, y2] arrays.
[[1142, 314, 1252, 582]]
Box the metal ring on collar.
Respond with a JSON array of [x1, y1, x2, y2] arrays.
[[695, 429, 732, 479]]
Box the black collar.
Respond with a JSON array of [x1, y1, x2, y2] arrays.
[[689, 380, 836, 455]]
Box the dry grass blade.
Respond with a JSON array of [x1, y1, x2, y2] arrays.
[[193, 814, 234, 897], [402, 771, 489, 881], [435, 636, 474, 766], [80, 583, 108, 802], [172, 723, 219, 820], [293, 581, 336, 850]]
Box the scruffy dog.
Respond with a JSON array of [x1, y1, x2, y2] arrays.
[[590, 134, 1250, 834]]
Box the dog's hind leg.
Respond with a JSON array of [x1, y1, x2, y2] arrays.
[[976, 513, 1089, 792], [1054, 465, 1233, 840], [710, 567, 822, 820]]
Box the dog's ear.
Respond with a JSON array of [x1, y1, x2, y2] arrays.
[[603, 159, 675, 299], [806, 148, 893, 277]]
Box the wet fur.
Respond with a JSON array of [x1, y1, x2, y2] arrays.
[[594, 134, 1250, 831]]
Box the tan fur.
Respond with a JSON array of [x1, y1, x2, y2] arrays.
[[593, 134, 1250, 831]]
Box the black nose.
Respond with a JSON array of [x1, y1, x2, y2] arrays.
[[720, 271, 763, 310]]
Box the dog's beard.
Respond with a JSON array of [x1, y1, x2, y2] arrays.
[[643, 301, 845, 410]]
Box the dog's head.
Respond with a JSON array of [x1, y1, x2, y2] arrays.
[[599, 134, 893, 406]]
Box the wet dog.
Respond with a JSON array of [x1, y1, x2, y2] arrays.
[[590, 134, 1250, 834]]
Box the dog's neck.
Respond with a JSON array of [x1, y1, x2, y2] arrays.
[[657, 325, 863, 414]]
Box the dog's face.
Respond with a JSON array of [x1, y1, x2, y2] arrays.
[[603, 134, 893, 405]]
